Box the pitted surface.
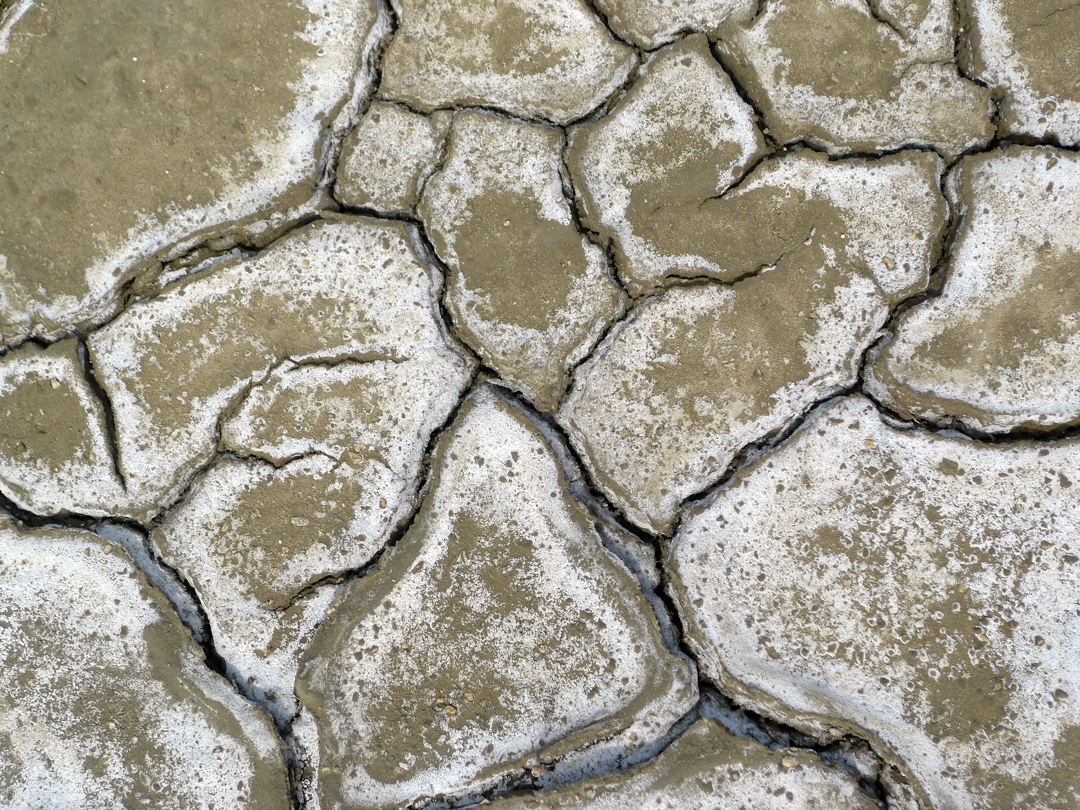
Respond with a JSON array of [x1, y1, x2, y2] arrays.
[[2, 0, 1079, 807]]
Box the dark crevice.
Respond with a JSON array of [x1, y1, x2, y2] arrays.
[[482, 387, 888, 807], [315, 0, 396, 193], [749, 0, 769, 27], [579, 0, 635, 51], [76, 340, 127, 491], [709, 43, 781, 150], [402, 218, 484, 373], [279, 364, 480, 612], [228, 447, 341, 472], [863, 0, 908, 40], [862, 387, 1080, 445], [374, 95, 571, 131]]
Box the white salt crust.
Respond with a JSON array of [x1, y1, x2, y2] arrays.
[[568, 34, 768, 295], [867, 147, 1080, 433], [964, 0, 1080, 144], [88, 218, 466, 519], [0, 0, 385, 344], [485, 718, 878, 810], [0, 525, 288, 809], [336, 102, 452, 215], [379, 0, 636, 125], [157, 352, 472, 721], [420, 111, 626, 409], [0, 340, 125, 516], [296, 386, 696, 809], [592, 0, 756, 49], [671, 396, 1080, 810], [718, 0, 993, 158], [560, 151, 945, 534]]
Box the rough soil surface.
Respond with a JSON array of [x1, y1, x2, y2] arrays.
[[670, 396, 1080, 810], [0, 521, 290, 809], [568, 33, 768, 296], [3, 0, 1079, 808], [594, 0, 757, 50], [718, 0, 995, 158], [960, 0, 1080, 145], [421, 112, 626, 411], [336, 102, 452, 215], [485, 718, 879, 810], [866, 146, 1080, 434], [560, 151, 947, 534], [0, 0, 383, 346], [295, 386, 696, 808], [378, 0, 635, 124]]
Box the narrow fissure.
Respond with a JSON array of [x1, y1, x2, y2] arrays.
[[485, 386, 889, 807]]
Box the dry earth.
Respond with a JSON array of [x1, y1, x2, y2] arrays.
[[1, 1, 1078, 809]]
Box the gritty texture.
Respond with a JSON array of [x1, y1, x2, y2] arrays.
[[153, 350, 472, 719], [485, 718, 878, 809], [567, 34, 769, 296], [336, 102, 452, 215], [670, 395, 1080, 810], [421, 112, 627, 411], [296, 386, 696, 809], [0, 522, 290, 809], [718, 0, 994, 158], [0, 0, 381, 346], [560, 151, 947, 534], [5, 0, 1080, 805], [378, 0, 636, 125], [87, 217, 466, 519], [592, 0, 757, 49], [961, 0, 1080, 145], [867, 146, 1080, 434], [0, 339, 125, 516]]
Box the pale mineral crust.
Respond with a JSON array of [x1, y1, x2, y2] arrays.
[[670, 395, 1080, 810], [336, 102, 452, 215], [87, 217, 467, 519], [420, 112, 626, 411], [717, 0, 994, 158], [154, 352, 472, 719], [961, 0, 1080, 144], [591, 0, 756, 49], [0, 0, 383, 347], [0, 522, 290, 809], [560, 150, 947, 534], [867, 146, 1080, 434], [0, 339, 125, 516], [485, 718, 878, 810], [567, 34, 768, 296], [378, 0, 636, 125], [295, 385, 696, 809]]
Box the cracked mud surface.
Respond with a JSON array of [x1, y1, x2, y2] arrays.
[[1, 1, 1078, 808]]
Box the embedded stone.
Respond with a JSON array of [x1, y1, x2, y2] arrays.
[[669, 395, 1080, 810], [485, 718, 877, 810], [0, 0, 382, 346], [295, 386, 696, 808], [567, 34, 768, 296], [336, 103, 452, 215], [559, 151, 946, 534], [0, 523, 289, 809], [591, 0, 756, 49], [867, 147, 1080, 434], [378, 0, 636, 125], [87, 217, 467, 519], [0, 339, 124, 516], [420, 112, 626, 411], [717, 0, 994, 158], [155, 352, 472, 719], [961, 0, 1080, 144]]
